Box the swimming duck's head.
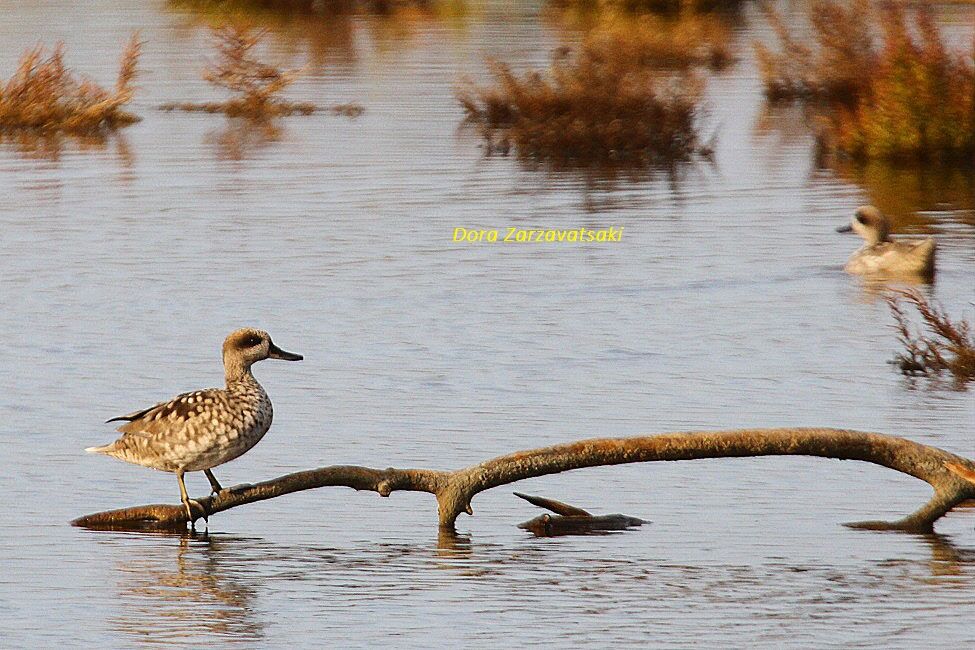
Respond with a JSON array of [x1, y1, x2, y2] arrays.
[[222, 328, 302, 378], [837, 205, 890, 245]]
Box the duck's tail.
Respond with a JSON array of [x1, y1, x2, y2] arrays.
[[85, 443, 115, 454], [916, 238, 936, 276], [916, 237, 936, 255]]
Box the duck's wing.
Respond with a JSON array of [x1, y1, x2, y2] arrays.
[[108, 388, 225, 436], [911, 237, 936, 256]]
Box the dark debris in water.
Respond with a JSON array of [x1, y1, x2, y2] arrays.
[[514, 492, 648, 537]]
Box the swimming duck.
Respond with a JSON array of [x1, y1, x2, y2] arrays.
[[86, 328, 302, 524], [836, 205, 936, 279]]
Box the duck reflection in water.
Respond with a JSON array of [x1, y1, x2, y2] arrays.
[[109, 533, 265, 644]]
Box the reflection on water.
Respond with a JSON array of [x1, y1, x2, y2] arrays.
[[94, 528, 975, 646], [204, 118, 283, 160], [925, 533, 975, 577], [1, 0, 974, 645], [829, 158, 975, 229], [109, 534, 264, 645], [0, 131, 134, 166], [754, 107, 975, 235], [167, 0, 472, 71]]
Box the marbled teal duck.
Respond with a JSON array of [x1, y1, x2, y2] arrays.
[[836, 205, 936, 279], [86, 328, 302, 523]]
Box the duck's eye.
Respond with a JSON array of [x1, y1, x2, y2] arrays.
[[242, 335, 263, 348], [856, 214, 867, 224]]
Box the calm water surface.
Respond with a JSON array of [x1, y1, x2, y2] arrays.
[[1, 0, 974, 646]]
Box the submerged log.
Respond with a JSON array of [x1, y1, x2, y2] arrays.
[[514, 492, 647, 536], [72, 428, 975, 534]]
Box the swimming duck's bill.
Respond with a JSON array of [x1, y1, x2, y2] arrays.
[[268, 342, 302, 361], [836, 224, 853, 233]]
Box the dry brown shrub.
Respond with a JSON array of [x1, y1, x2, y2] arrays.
[[550, 0, 746, 16], [829, 6, 975, 162], [458, 23, 710, 165], [755, 0, 875, 102], [161, 23, 318, 117], [581, 12, 733, 70], [0, 35, 141, 134], [169, 0, 419, 14], [888, 289, 975, 383], [756, 0, 975, 161]]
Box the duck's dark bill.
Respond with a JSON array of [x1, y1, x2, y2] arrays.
[[268, 343, 303, 361], [836, 224, 853, 233]]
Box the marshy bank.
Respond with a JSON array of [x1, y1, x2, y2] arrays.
[[757, 0, 975, 162]]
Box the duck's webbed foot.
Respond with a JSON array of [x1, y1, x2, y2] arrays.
[[177, 469, 210, 528]]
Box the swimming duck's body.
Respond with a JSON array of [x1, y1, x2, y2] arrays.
[[837, 205, 936, 280], [87, 328, 302, 523], [844, 238, 936, 277]]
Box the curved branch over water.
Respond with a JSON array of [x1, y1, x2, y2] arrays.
[[72, 428, 975, 534]]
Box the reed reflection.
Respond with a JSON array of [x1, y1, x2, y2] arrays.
[[754, 105, 975, 233], [205, 117, 283, 161], [0, 131, 134, 168], [827, 158, 975, 229], [167, 0, 470, 72]]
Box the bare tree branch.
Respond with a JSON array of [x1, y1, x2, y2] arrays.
[[72, 428, 975, 534], [514, 492, 646, 536]]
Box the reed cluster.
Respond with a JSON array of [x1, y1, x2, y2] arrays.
[[888, 289, 975, 383], [161, 24, 318, 118], [756, 0, 975, 162], [0, 35, 141, 134], [549, 0, 746, 16], [458, 19, 712, 165], [580, 13, 733, 70], [169, 0, 431, 16]]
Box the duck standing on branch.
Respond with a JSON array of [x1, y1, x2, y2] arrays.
[[86, 328, 302, 525], [836, 205, 936, 280]]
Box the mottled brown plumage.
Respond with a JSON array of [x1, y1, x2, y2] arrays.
[[87, 328, 302, 524]]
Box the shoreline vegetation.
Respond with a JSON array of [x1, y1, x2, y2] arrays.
[[169, 0, 434, 13], [457, 8, 730, 166], [756, 0, 975, 162], [548, 0, 748, 15], [0, 35, 141, 135]]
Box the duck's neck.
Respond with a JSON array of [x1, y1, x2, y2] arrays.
[[224, 358, 255, 386], [865, 226, 891, 246]]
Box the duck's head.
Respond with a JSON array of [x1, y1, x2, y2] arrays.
[[837, 205, 890, 245], [222, 328, 302, 380]]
